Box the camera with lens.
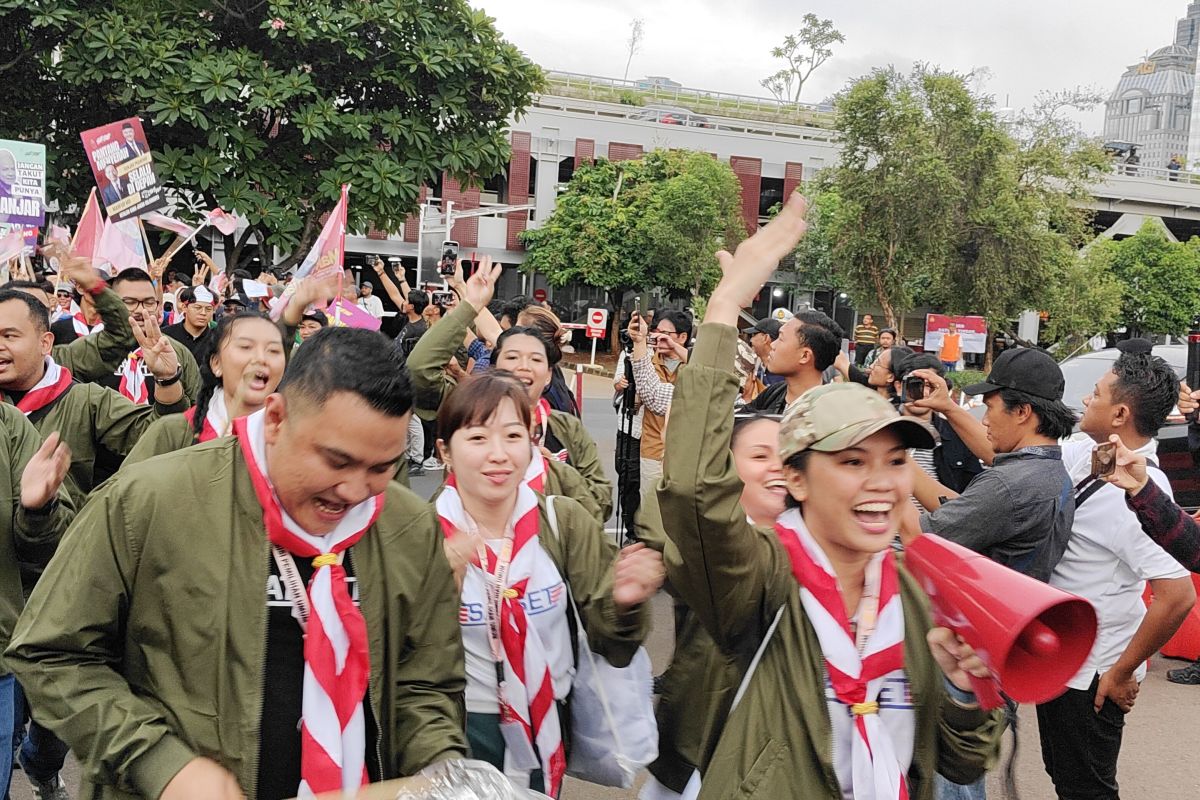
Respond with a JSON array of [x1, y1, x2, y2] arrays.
[[619, 330, 633, 353], [901, 373, 927, 404]]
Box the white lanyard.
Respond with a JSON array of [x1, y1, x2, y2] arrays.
[[852, 556, 883, 656], [473, 523, 518, 719]]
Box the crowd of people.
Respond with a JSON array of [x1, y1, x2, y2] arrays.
[[0, 192, 1198, 800]]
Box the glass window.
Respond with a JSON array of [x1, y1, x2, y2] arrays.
[[1124, 97, 1143, 114]]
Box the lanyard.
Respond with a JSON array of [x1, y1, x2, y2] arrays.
[[271, 545, 344, 632], [852, 555, 883, 655], [472, 522, 518, 719]]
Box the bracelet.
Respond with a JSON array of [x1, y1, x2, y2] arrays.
[[156, 366, 184, 387]]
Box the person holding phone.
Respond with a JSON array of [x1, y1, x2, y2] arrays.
[[626, 309, 692, 498]]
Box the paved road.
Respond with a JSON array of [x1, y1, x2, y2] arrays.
[[11, 373, 1198, 799]]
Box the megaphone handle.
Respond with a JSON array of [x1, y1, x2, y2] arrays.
[[966, 673, 1006, 711]]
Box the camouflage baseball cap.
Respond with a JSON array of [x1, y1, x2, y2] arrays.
[[779, 383, 935, 461]]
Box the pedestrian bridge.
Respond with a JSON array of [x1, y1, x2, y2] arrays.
[[1088, 164, 1200, 240]]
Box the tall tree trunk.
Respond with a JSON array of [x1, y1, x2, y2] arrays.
[[984, 330, 995, 371]]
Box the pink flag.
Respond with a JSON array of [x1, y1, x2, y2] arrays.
[[95, 218, 146, 275], [295, 185, 348, 282], [206, 207, 238, 236], [71, 188, 103, 262], [0, 228, 25, 263], [141, 211, 196, 237], [329, 298, 382, 331], [271, 185, 349, 321]]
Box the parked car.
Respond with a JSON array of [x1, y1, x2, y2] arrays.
[[1059, 345, 1199, 510], [628, 105, 712, 128]]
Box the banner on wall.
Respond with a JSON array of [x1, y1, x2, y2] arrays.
[[924, 314, 988, 355]]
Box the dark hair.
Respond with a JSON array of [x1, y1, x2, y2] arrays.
[[654, 309, 693, 339], [793, 322, 842, 371], [122, 122, 134, 130], [278, 327, 412, 417], [878, 327, 898, 342], [500, 295, 532, 326], [405, 289, 427, 314], [437, 371, 532, 444], [191, 312, 283, 439], [4, 279, 46, 295], [796, 309, 845, 341], [998, 389, 1078, 441], [732, 412, 782, 448], [301, 310, 328, 327], [0, 289, 50, 335], [109, 267, 154, 289], [1111, 353, 1179, 437], [893, 350, 941, 380], [495, 325, 552, 361], [782, 450, 815, 508]]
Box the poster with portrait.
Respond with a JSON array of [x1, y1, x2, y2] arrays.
[[80, 117, 166, 222], [0, 140, 46, 226], [923, 314, 988, 354]]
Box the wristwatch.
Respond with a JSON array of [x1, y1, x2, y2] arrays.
[[156, 366, 184, 387]]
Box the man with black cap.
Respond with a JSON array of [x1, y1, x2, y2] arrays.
[[743, 317, 784, 386], [907, 346, 1077, 582]]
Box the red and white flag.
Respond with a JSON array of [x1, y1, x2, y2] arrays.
[[272, 185, 349, 320], [0, 228, 25, 264], [141, 211, 196, 237], [70, 188, 104, 263], [95, 217, 147, 275]]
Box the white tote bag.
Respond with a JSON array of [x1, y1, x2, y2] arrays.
[[545, 496, 659, 788]]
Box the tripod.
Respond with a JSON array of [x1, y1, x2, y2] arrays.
[[612, 335, 641, 545]]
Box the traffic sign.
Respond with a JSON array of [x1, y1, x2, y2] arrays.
[[533, 288, 547, 302], [586, 307, 609, 338]]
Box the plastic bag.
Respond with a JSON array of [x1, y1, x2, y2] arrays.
[[389, 759, 551, 800]]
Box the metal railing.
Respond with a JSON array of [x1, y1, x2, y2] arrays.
[[542, 69, 837, 131], [1109, 162, 1200, 184]]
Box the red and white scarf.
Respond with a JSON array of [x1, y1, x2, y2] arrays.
[[71, 308, 103, 338], [525, 399, 569, 492], [775, 508, 909, 800], [182, 391, 231, 443], [436, 476, 566, 796], [235, 411, 382, 797], [117, 349, 148, 405], [6, 358, 73, 416]]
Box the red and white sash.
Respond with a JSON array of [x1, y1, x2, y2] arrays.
[[235, 411, 381, 797], [436, 477, 566, 796], [775, 508, 909, 800], [117, 349, 148, 405], [7, 358, 73, 416], [182, 391, 231, 443]]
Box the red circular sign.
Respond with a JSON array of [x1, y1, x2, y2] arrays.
[[533, 288, 547, 302], [590, 310, 604, 325]]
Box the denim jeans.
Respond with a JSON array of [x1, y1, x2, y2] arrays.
[[0, 674, 15, 799], [935, 774, 986, 800], [11, 681, 69, 783]]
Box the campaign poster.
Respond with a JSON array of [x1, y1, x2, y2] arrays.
[[924, 314, 988, 355], [80, 118, 166, 222], [0, 140, 46, 226], [0, 224, 39, 257]]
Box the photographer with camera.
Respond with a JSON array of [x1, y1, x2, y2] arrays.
[[613, 328, 642, 544], [627, 309, 692, 498], [891, 352, 984, 494]]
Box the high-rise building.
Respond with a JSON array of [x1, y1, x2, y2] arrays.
[[1104, 2, 1200, 170]]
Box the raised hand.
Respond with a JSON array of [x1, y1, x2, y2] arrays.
[[192, 260, 211, 287], [20, 432, 71, 511], [460, 255, 501, 312], [43, 242, 100, 292], [147, 255, 168, 283], [707, 192, 809, 323], [910, 368, 955, 414], [612, 543, 665, 610], [132, 311, 180, 381]]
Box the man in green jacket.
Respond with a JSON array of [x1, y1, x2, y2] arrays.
[[0, 290, 188, 507], [0, 405, 74, 798], [8, 327, 466, 800]]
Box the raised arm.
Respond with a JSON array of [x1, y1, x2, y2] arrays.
[[910, 368, 996, 465], [370, 257, 407, 309]]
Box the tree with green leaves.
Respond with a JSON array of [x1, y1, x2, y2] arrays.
[[520, 149, 745, 326], [1040, 246, 1124, 353], [0, 0, 542, 270], [760, 14, 845, 105], [1101, 221, 1200, 336], [815, 67, 1106, 359]]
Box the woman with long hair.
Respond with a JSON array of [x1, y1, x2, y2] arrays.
[[516, 304, 579, 417], [122, 311, 286, 465], [658, 194, 1004, 799], [408, 259, 612, 519], [434, 371, 662, 797]]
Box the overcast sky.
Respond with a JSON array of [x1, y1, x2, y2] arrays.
[[473, 0, 1200, 134]]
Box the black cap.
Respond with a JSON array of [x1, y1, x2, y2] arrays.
[[1115, 338, 1153, 355], [962, 347, 1065, 401], [745, 318, 783, 339]]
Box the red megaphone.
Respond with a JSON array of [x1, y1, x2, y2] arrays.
[[905, 534, 1098, 710]]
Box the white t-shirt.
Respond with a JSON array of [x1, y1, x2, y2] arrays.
[[357, 294, 384, 318], [460, 538, 573, 713], [1052, 438, 1190, 690]]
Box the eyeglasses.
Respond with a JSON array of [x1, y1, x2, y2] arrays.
[[121, 297, 160, 311]]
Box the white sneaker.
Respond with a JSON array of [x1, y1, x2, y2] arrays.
[[421, 457, 444, 471]]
